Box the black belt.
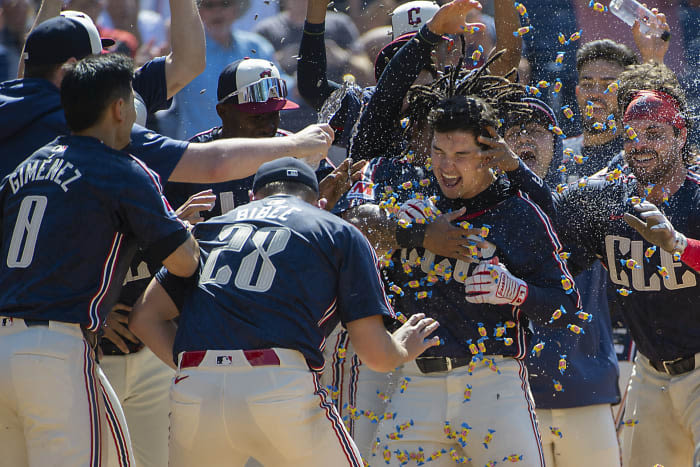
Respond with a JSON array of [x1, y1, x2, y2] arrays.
[[648, 355, 696, 376], [23, 319, 49, 327], [415, 356, 471, 374]]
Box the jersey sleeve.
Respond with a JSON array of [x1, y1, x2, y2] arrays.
[[508, 160, 555, 217], [117, 156, 190, 264], [504, 195, 583, 326], [155, 265, 197, 310], [128, 125, 189, 181], [297, 21, 341, 110], [133, 56, 171, 114], [551, 185, 605, 276], [336, 225, 394, 324], [349, 25, 442, 162]]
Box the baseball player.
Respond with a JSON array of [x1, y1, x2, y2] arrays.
[[0, 53, 199, 467], [165, 57, 359, 218], [129, 157, 441, 467], [501, 98, 621, 466], [513, 63, 700, 466], [335, 63, 583, 466]]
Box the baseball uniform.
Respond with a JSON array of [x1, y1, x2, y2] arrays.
[[543, 169, 700, 467], [0, 135, 190, 466], [156, 188, 394, 467]]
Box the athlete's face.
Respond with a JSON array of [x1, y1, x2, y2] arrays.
[[623, 119, 686, 184], [503, 122, 554, 178], [431, 130, 495, 199], [219, 104, 280, 138], [576, 59, 624, 132]]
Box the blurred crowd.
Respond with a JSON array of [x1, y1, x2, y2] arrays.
[[2, 0, 698, 144]]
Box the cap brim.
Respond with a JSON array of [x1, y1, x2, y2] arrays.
[[101, 38, 115, 48], [236, 98, 300, 114]]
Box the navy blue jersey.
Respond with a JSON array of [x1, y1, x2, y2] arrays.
[[552, 171, 700, 362], [0, 58, 175, 180], [0, 136, 188, 330], [164, 127, 333, 220], [336, 159, 582, 358], [157, 194, 394, 369], [386, 181, 582, 359]]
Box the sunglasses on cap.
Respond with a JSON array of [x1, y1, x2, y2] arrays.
[[218, 77, 288, 105]]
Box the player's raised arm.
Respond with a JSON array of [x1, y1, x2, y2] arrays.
[[164, 0, 206, 99], [167, 123, 334, 183], [487, 0, 523, 78]]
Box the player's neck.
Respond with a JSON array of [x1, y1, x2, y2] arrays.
[[73, 123, 123, 151], [583, 128, 616, 147], [639, 162, 687, 204]]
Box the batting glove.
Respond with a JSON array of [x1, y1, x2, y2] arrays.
[[398, 198, 439, 224], [465, 262, 528, 306], [624, 201, 687, 254]]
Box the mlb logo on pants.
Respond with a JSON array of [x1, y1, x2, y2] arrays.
[[1, 318, 13, 327], [216, 355, 233, 365]]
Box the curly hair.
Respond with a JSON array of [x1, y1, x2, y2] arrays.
[[402, 50, 530, 147], [617, 63, 695, 164]]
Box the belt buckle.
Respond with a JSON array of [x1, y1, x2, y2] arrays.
[[445, 358, 452, 372], [662, 358, 683, 374]]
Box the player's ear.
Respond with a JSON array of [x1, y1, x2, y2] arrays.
[[109, 97, 126, 124]]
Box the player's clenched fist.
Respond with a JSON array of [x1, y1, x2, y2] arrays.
[[464, 262, 528, 306], [392, 313, 441, 361], [291, 123, 335, 168]]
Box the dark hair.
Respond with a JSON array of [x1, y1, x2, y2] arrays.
[[61, 54, 134, 132], [617, 63, 694, 164], [576, 39, 639, 74], [24, 62, 64, 81], [405, 51, 530, 144], [254, 180, 318, 202]]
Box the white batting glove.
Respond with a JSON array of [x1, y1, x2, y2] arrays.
[[465, 262, 528, 306], [398, 198, 439, 224], [624, 201, 687, 254]]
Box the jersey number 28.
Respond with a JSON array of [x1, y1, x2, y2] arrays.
[[201, 223, 291, 292]]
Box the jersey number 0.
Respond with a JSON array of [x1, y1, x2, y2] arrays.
[[6, 196, 47, 268], [201, 223, 291, 292]]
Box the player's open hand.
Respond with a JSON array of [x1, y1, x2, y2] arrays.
[[103, 304, 140, 354], [633, 6, 670, 65], [624, 201, 686, 253], [392, 313, 441, 362], [318, 158, 367, 211], [477, 126, 520, 172], [175, 189, 216, 224], [293, 123, 335, 169], [427, 0, 485, 36], [424, 208, 495, 263]]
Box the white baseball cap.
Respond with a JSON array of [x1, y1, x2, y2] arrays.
[[390, 1, 440, 39], [217, 58, 298, 114]]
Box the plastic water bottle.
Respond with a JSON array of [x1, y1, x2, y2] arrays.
[[608, 0, 671, 41]]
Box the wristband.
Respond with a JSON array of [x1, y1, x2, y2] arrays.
[[395, 223, 427, 249]]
